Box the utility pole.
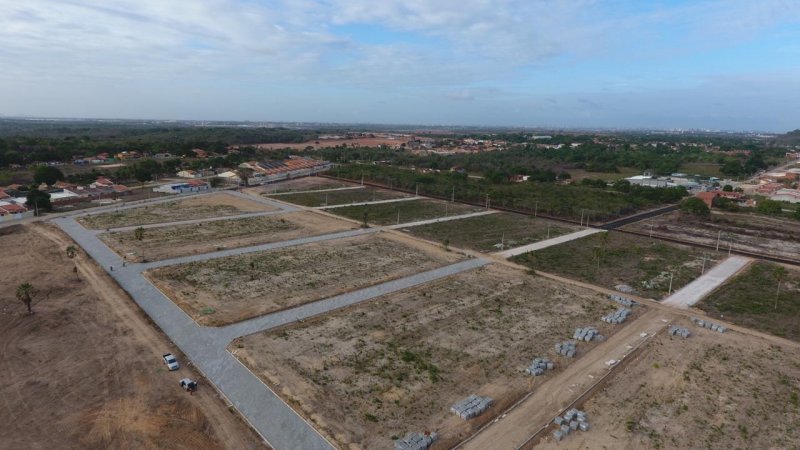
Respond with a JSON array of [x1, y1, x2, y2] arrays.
[[547, 224, 551, 239], [397, 209, 400, 225], [534, 201, 538, 217], [701, 254, 706, 274], [728, 241, 732, 255], [325, 192, 328, 207], [485, 194, 490, 210], [580, 209, 584, 227], [415, 183, 418, 197], [451, 186, 455, 203], [649, 222, 654, 239], [716, 230, 721, 251], [501, 232, 505, 250], [668, 272, 674, 295]]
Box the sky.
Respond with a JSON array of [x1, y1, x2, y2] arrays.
[[1, 0, 800, 131]]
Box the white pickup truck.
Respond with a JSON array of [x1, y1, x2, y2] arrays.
[[162, 353, 179, 371]]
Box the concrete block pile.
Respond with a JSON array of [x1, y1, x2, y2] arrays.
[[394, 432, 438, 450], [608, 294, 637, 307], [553, 408, 590, 441], [525, 357, 554, 376], [573, 327, 603, 342], [601, 307, 632, 324], [668, 325, 691, 338], [555, 341, 577, 358], [450, 394, 493, 420], [692, 317, 726, 333]]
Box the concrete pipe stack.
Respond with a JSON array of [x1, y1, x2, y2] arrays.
[[525, 357, 554, 376], [668, 325, 691, 338], [555, 341, 578, 358], [450, 394, 493, 420], [601, 307, 632, 324], [608, 294, 636, 307], [692, 317, 727, 333], [573, 327, 602, 342], [394, 432, 438, 450]]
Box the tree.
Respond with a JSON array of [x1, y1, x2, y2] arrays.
[[25, 188, 52, 214], [362, 210, 369, 228], [33, 166, 65, 187], [209, 177, 224, 188], [65, 245, 77, 259], [773, 266, 788, 310], [134, 226, 145, 241], [16, 283, 34, 314], [679, 197, 710, 217], [757, 199, 782, 216], [722, 184, 733, 192]]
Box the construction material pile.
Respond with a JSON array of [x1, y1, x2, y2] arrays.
[[608, 294, 636, 307], [601, 307, 632, 324], [450, 394, 493, 420], [553, 408, 590, 441], [555, 341, 577, 358], [573, 327, 603, 342], [394, 432, 438, 450], [692, 317, 726, 333], [668, 325, 691, 338], [524, 357, 554, 376]]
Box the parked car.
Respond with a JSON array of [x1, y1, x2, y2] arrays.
[[162, 353, 179, 371], [180, 378, 198, 392]]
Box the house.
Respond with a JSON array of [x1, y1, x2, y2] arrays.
[[115, 151, 141, 160], [509, 175, 529, 183], [0, 189, 9, 200], [0, 202, 32, 221], [192, 148, 208, 159], [755, 182, 783, 195], [771, 189, 800, 203], [177, 170, 201, 178], [696, 191, 743, 208], [626, 175, 669, 188], [91, 177, 115, 188], [152, 179, 210, 194], [238, 157, 333, 185]]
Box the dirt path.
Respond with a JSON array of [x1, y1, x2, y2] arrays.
[[31, 224, 264, 449], [459, 309, 671, 450]]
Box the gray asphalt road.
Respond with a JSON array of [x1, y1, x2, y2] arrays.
[[55, 215, 487, 449]]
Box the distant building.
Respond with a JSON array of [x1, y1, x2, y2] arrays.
[[771, 189, 800, 203], [153, 179, 210, 194], [177, 170, 202, 178], [626, 175, 669, 188], [239, 157, 333, 185], [696, 191, 744, 208]]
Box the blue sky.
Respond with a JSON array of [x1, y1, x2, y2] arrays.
[[1, 0, 799, 131]]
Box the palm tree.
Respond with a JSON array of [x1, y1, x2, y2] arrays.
[[65, 245, 77, 259], [773, 266, 788, 310], [16, 283, 34, 314]]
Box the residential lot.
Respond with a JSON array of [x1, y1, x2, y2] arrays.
[[0, 225, 262, 449], [231, 264, 625, 449], [271, 187, 409, 207], [403, 212, 579, 252], [513, 232, 719, 299], [331, 199, 485, 226], [100, 211, 354, 261], [538, 318, 800, 450], [700, 261, 800, 341], [622, 210, 800, 262], [147, 232, 464, 326], [248, 176, 355, 194], [77, 192, 277, 229]]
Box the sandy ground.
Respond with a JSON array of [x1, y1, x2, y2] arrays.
[[78, 192, 277, 229], [100, 211, 355, 261], [0, 224, 264, 450], [623, 210, 800, 261], [245, 177, 356, 195], [537, 317, 800, 450], [148, 232, 464, 326], [231, 264, 629, 450]]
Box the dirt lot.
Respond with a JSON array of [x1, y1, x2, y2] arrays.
[[246, 177, 356, 195], [147, 232, 464, 326], [78, 192, 277, 229], [0, 224, 264, 450], [513, 231, 719, 299], [700, 261, 800, 342], [272, 187, 409, 207], [100, 211, 354, 261], [231, 264, 627, 449], [332, 199, 484, 226], [538, 318, 800, 450], [403, 212, 579, 252], [622, 210, 800, 262]]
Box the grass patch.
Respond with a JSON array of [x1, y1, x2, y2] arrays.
[[331, 199, 483, 226], [272, 188, 406, 207], [699, 262, 800, 341]]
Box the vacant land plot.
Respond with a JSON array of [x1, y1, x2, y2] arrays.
[[404, 212, 579, 252], [273, 187, 409, 207], [78, 192, 276, 229], [247, 176, 355, 195], [700, 262, 800, 341], [100, 211, 354, 261], [623, 210, 800, 262], [332, 199, 484, 226], [513, 232, 719, 299], [232, 264, 626, 449], [538, 319, 800, 450], [148, 233, 463, 326], [0, 225, 262, 450]]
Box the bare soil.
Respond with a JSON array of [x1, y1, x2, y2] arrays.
[[100, 211, 354, 261], [0, 224, 264, 450], [78, 192, 277, 229], [273, 187, 409, 207], [147, 232, 464, 326], [537, 318, 800, 450], [231, 264, 625, 450], [245, 177, 356, 195], [622, 210, 800, 262], [332, 199, 484, 226]]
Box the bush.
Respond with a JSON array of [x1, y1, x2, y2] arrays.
[[680, 197, 710, 217]]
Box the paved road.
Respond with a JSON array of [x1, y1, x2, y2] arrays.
[[317, 196, 419, 209], [54, 216, 488, 450], [661, 256, 752, 308], [387, 210, 497, 229], [496, 228, 605, 258]]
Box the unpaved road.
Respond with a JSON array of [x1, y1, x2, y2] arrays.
[[661, 256, 752, 308]]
